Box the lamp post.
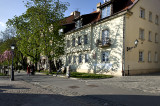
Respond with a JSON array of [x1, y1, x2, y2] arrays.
[[127, 39, 139, 51], [11, 44, 15, 81]]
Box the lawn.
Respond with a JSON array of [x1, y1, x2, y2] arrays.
[[0, 73, 7, 76], [70, 72, 113, 79]]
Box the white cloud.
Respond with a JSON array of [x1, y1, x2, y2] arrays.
[[0, 22, 6, 31], [0, 22, 5, 27]]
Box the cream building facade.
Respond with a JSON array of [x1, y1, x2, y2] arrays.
[[61, 0, 160, 76]]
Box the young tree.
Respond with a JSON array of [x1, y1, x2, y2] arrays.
[[7, 0, 69, 71]]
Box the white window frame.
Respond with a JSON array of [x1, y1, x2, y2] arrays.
[[140, 8, 145, 19], [155, 52, 158, 62], [149, 12, 152, 22], [68, 56, 71, 64], [73, 56, 76, 64], [148, 31, 152, 41], [101, 5, 111, 19], [75, 20, 82, 29], [155, 15, 159, 25], [102, 51, 109, 62], [148, 51, 151, 62], [79, 54, 82, 63], [85, 54, 89, 63], [139, 51, 144, 62], [155, 33, 158, 43], [102, 29, 110, 45], [67, 40, 70, 47], [72, 38, 75, 47], [84, 35, 88, 45], [78, 36, 82, 45], [139, 28, 145, 40]]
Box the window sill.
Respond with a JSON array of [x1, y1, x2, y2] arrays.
[[155, 42, 158, 44], [155, 23, 159, 25], [148, 40, 152, 42], [140, 17, 145, 20], [139, 38, 145, 41], [154, 61, 158, 63], [138, 61, 145, 63], [148, 61, 152, 63]]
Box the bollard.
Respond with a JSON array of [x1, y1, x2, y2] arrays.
[[66, 66, 70, 78]]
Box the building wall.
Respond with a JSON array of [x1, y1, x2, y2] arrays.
[[64, 15, 124, 76], [125, 0, 160, 75]]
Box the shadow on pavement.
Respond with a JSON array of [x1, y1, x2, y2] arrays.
[[0, 91, 160, 106]]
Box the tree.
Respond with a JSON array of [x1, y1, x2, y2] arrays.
[[7, 0, 69, 71]]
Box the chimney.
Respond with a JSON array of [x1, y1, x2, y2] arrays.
[[96, 2, 101, 12], [70, 11, 80, 19]]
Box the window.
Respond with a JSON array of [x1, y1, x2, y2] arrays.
[[149, 12, 152, 22], [75, 20, 82, 29], [68, 56, 71, 64], [155, 33, 158, 43], [59, 29, 63, 35], [139, 51, 144, 62], [67, 40, 70, 47], [78, 36, 82, 45], [102, 51, 109, 62], [140, 8, 145, 19], [148, 52, 151, 62], [85, 54, 89, 63], [72, 38, 75, 47], [101, 5, 111, 19], [102, 29, 109, 45], [139, 29, 145, 40], [155, 52, 158, 62], [79, 54, 82, 63], [104, 0, 110, 2], [73, 56, 76, 63], [84, 35, 88, 45], [148, 31, 152, 41], [155, 15, 159, 24]]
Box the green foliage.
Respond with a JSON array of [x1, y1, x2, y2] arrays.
[[7, 0, 69, 67], [0, 73, 7, 76], [70, 72, 113, 79]]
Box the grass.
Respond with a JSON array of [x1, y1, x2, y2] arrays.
[[0, 73, 7, 76], [70, 72, 113, 79]]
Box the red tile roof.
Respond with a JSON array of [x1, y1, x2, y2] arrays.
[[63, 0, 139, 33]]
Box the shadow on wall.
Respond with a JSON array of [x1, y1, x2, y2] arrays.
[[82, 17, 124, 74]]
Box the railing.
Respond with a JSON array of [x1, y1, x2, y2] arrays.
[[96, 38, 111, 47]]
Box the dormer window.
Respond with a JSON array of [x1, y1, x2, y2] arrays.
[[75, 20, 82, 29], [104, 0, 110, 2], [101, 5, 111, 19], [59, 29, 63, 35]]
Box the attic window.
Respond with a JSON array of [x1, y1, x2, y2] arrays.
[[101, 5, 111, 19], [59, 29, 63, 35], [104, 0, 110, 2], [75, 20, 82, 29]]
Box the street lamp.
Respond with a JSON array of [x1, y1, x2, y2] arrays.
[[11, 44, 15, 81], [127, 39, 139, 51]]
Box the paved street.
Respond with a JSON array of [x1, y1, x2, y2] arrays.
[[0, 71, 160, 106]]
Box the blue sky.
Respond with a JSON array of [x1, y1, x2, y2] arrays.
[[0, 0, 104, 32]]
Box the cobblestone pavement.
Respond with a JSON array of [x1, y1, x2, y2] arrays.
[[0, 76, 122, 106], [0, 71, 160, 106]]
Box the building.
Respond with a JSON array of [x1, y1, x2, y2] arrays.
[[61, 0, 160, 76]]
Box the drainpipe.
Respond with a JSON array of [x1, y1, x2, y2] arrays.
[[122, 15, 126, 76]]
